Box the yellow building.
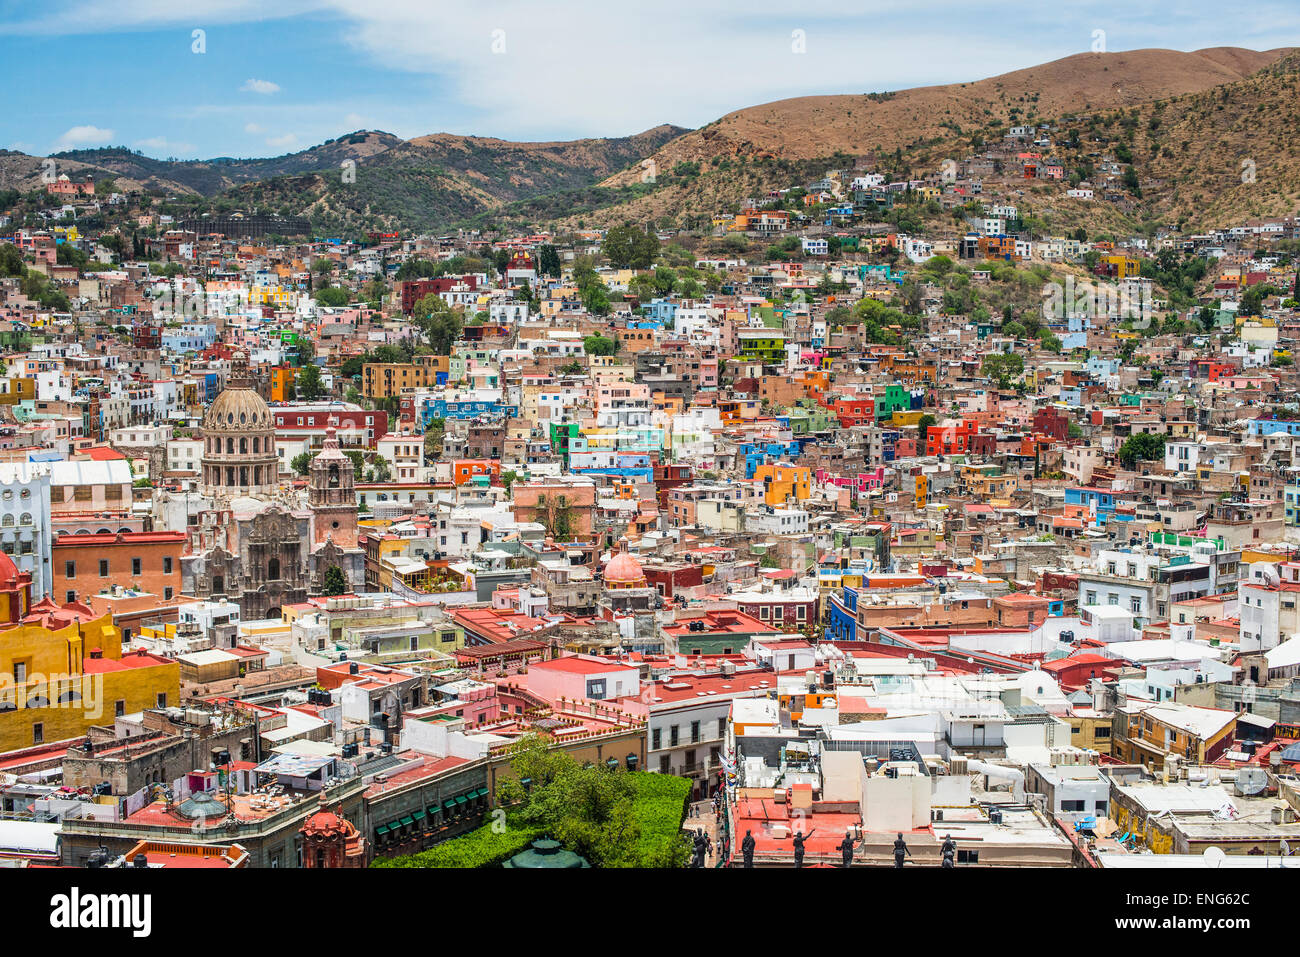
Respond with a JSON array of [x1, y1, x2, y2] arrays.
[[0, 559, 179, 751], [362, 355, 445, 400], [1066, 713, 1113, 756], [0, 377, 36, 406], [248, 284, 297, 308]]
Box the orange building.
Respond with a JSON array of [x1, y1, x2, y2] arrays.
[[752, 464, 811, 506], [451, 459, 501, 486], [52, 531, 186, 605], [270, 367, 296, 402]]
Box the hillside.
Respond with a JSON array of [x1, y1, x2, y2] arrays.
[[602, 47, 1291, 189], [0, 125, 686, 234], [1114, 52, 1300, 229], [557, 47, 1296, 234], [5, 46, 1299, 236], [0, 131, 406, 196], [224, 125, 686, 233]]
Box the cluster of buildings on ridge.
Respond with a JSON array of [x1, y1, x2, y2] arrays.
[[3, 152, 1300, 869]]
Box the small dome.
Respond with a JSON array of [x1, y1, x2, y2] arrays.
[[604, 536, 645, 587], [203, 355, 272, 432], [0, 550, 19, 586], [302, 796, 359, 840]]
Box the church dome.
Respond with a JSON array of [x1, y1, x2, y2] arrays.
[[202, 352, 273, 431], [200, 351, 280, 498], [603, 536, 646, 588]]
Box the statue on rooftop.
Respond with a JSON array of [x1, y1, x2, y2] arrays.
[[941, 834, 957, 868], [893, 832, 912, 869]]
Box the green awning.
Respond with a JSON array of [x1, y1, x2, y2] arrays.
[[411, 809, 426, 820], [399, 815, 414, 827], [455, 794, 468, 805], [443, 799, 457, 810], [386, 820, 402, 830], [376, 825, 389, 836], [428, 805, 441, 816], [474, 787, 489, 799]]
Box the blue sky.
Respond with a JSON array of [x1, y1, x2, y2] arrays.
[[2, 0, 1298, 160]]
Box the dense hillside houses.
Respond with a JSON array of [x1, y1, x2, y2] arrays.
[[6, 55, 1300, 880]]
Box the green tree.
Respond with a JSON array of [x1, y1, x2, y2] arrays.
[[296, 362, 324, 400], [537, 244, 561, 278], [344, 450, 365, 479], [290, 451, 314, 476], [424, 418, 447, 463], [322, 565, 348, 596], [602, 224, 660, 269], [1118, 431, 1167, 469], [315, 286, 349, 307], [581, 283, 610, 316], [981, 352, 1024, 389], [582, 334, 617, 357], [412, 293, 463, 354]]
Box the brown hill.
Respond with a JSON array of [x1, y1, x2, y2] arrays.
[[1118, 52, 1300, 228], [603, 47, 1293, 188]]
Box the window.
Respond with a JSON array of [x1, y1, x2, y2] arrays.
[[65, 591, 76, 604], [156, 693, 167, 708], [690, 721, 701, 743], [99, 559, 109, 577], [131, 557, 142, 576], [717, 718, 726, 738], [164, 587, 173, 600], [669, 725, 679, 747], [1061, 799, 1086, 812], [65, 561, 75, 579], [32, 723, 42, 745], [957, 849, 979, 864], [115, 700, 125, 717], [163, 557, 173, 574], [652, 728, 661, 750]]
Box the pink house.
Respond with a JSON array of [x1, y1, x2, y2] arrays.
[[815, 467, 886, 492], [525, 654, 641, 703]]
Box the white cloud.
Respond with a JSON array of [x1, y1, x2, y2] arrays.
[[265, 132, 299, 150], [10, 1, 1300, 142], [240, 78, 281, 95], [343, 112, 365, 127], [244, 122, 264, 134], [54, 125, 114, 150]]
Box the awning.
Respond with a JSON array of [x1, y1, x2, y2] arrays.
[[473, 787, 489, 799], [386, 819, 402, 830], [455, 794, 468, 805], [376, 825, 389, 836], [399, 815, 413, 827], [428, 804, 441, 816], [411, 809, 426, 821], [443, 799, 457, 810]]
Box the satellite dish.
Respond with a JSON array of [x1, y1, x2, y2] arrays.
[[1203, 847, 1226, 869]]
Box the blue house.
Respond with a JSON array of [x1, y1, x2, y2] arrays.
[[1065, 486, 1116, 519]]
